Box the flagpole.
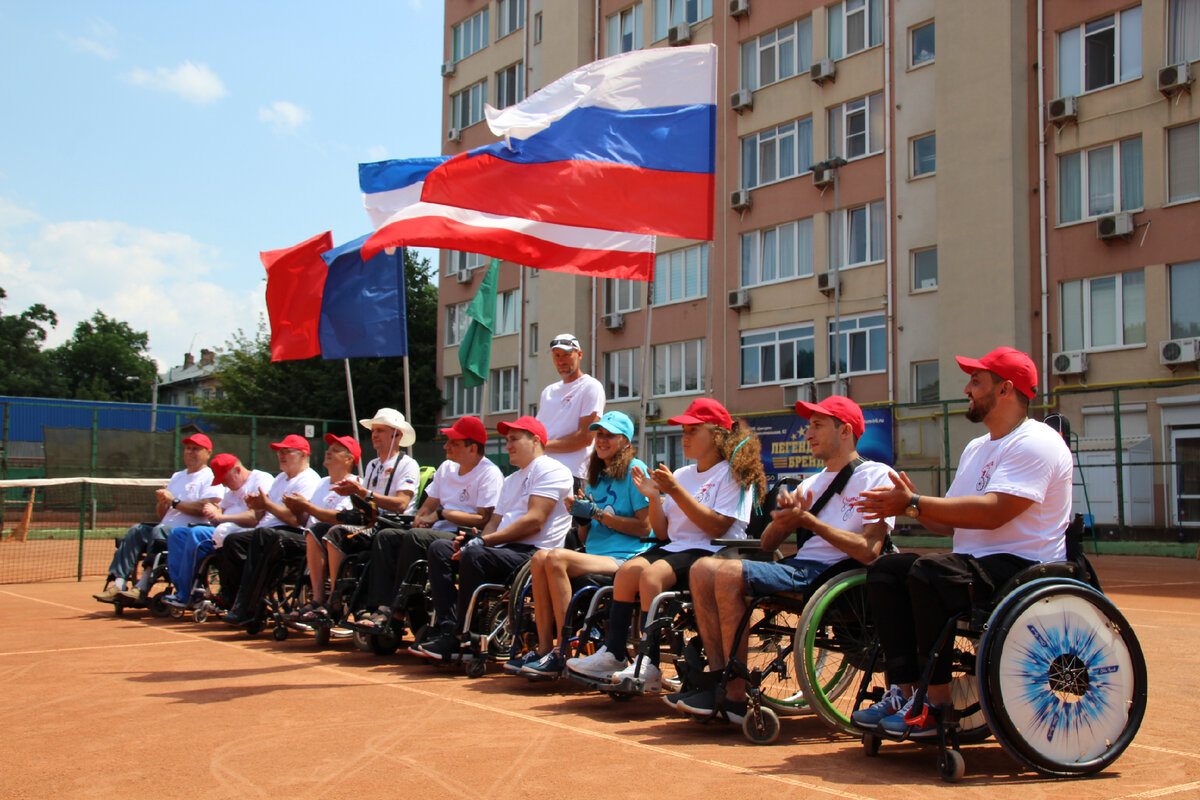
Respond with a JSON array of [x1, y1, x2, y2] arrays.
[[402, 355, 413, 456], [638, 275, 654, 458], [344, 358, 364, 478]]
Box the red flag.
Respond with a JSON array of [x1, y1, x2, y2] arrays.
[[261, 231, 332, 361]]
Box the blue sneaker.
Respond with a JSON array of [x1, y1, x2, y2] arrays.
[[503, 650, 538, 674], [521, 650, 565, 677], [851, 685, 907, 729], [879, 695, 939, 738]]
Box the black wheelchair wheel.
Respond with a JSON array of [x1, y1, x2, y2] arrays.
[[273, 624, 289, 642], [150, 591, 171, 618], [483, 601, 513, 660], [742, 704, 782, 745], [370, 630, 401, 656], [978, 580, 1147, 777]]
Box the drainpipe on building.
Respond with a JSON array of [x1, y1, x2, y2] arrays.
[[883, 0, 894, 404], [1037, 0, 1051, 400]]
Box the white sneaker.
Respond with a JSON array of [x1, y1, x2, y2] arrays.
[[611, 657, 662, 692], [566, 645, 627, 681]]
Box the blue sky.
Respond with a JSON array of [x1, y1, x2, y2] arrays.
[[0, 1, 444, 369]]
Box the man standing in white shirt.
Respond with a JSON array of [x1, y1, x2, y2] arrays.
[[536, 333, 605, 490]]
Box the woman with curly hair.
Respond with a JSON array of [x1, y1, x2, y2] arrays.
[[565, 398, 766, 691], [508, 411, 654, 677]]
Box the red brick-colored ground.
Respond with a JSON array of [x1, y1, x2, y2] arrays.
[[1, 554, 1197, 800]]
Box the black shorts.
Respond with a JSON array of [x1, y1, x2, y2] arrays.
[[907, 551, 1037, 611], [634, 546, 713, 589], [320, 523, 376, 555]]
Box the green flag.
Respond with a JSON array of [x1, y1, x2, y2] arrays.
[[458, 259, 498, 388]]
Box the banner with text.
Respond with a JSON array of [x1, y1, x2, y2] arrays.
[[746, 410, 894, 485]]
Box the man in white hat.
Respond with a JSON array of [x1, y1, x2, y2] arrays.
[[536, 333, 606, 490]]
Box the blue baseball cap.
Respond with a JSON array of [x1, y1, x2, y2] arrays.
[[589, 411, 635, 440]]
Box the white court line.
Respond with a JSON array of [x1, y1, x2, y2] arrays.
[[1119, 779, 1200, 797], [0, 588, 876, 800], [0, 639, 197, 657], [1106, 581, 1200, 590], [1120, 606, 1200, 617], [1129, 743, 1200, 761]]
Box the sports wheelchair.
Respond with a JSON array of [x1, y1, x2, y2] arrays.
[[102, 537, 176, 618], [851, 528, 1146, 781]]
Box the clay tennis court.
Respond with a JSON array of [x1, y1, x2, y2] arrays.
[[2, 553, 1198, 799]]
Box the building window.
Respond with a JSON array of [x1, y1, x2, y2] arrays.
[[909, 20, 935, 67], [447, 250, 486, 276], [606, 279, 641, 314], [497, 0, 525, 38], [452, 8, 490, 62], [490, 367, 519, 413], [534, 12, 543, 43], [495, 289, 520, 336], [1060, 270, 1146, 351], [912, 361, 940, 403], [653, 244, 708, 305], [912, 247, 938, 291], [1170, 260, 1200, 338], [445, 375, 482, 418], [740, 218, 815, 287], [528, 322, 539, 355], [653, 339, 705, 396], [828, 200, 885, 271], [606, 4, 643, 56], [740, 17, 813, 90], [651, 432, 687, 470], [828, 93, 884, 161], [911, 132, 936, 177], [829, 313, 887, 375], [496, 62, 524, 109], [445, 302, 470, 347], [1057, 6, 1142, 96], [740, 324, 816, 387], [1058, 137, 1143, 223], [452, 80, 488, 130], [603, 348, 642, 401], [1169, 0, 1200, 64], [652, 0, 713, 42], [827, 0, 882, 60], [741, 118, 814, 189], [1168, 122, 1200, 203]]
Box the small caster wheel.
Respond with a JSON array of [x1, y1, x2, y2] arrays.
[[245, 618, 263, 636], [272, 625, 288, 642], [465, 658, 487, 678], [353, 630, 372, 652], [314, 625, 331, 648], [742, 705, 781, 745], [194, 606, 208, 624], [114, 602, 125, 617], [938, 749, 965, 782], [371, 632, 400, 656], [607, 692, 633, 703], [150, 593, 171, 618], [862, 733, 881, 756]]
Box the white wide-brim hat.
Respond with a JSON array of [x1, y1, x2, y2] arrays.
[[359, 407, 417, 447]]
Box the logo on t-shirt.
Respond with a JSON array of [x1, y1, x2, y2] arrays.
[[694, 481, 715, 505], [458, 488, 470, 503], [977, 460, 995, 492], [839, 496, 855, 522]]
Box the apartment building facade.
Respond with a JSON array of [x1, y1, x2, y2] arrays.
[[436, 0, 1200, 528]]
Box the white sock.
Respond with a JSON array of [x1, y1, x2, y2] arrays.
[[113, 578, 127, 590]]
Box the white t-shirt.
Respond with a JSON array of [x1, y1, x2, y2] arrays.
[[363, 452, 421, 515], [950, 419, 1074, 562], [211, 469, 274, 546], [493, 454, 574, 549], [537, 373, 606, 477], [310, 475, 359, 512], [426, 457, 505, 532], [160, 467, 225, 528], [258, 467, 321, 529], [660, 461, 752, 553], [793, 460, 897, 566]]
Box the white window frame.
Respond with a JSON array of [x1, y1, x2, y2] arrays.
[[452, 8, 490, 62], [606, 4, 643, 56], [496, 62, 524, 109], [911, 246, 938, 292], [1056, 6, 1142, 96], [652, 339, 705, 397], [606, 279, 641, 314], [1060, 270, 1146, 352], [909, 20, 935, 68], [534, 12, 543, 44], [445, 302, 470, 347], [497, 0, 525, 39], [528, 322, 539, 356], [495, 289, 520, 337], [827, 0, 883, 60], [1167, 122, 1200, 204], [490, 367, 519, 414], [603, 347, 642, 401], [740, 324, 816, 387], [1057, 136, 1143, 224], [740, 118, 814, 189], [740, 217, 815, 288], [653, 244, 708, 306], [652, 0, 713, 42], [828, 93, 884, 161], [447, 250, 486, 277], [912, 360, 940, 403], [452, 80, 488, 130], [911, 132, 936, 177], [828, 312, 887, 376], [828, 200, 885, 271], [445, 375, 482, 418], [1169, 0, 1200, 64], [740, 17, 813, 90]]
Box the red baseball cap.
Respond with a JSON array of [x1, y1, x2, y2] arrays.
[[209, 453, 239, 486], [182, 433, 213, 451], [440, 415, 489, 446], [270, 434, 311, 455], [497, 416, 548, 445], [323, 433, 362, 464], [955, 346, 1038, 399], [795, 395, 866, 438], [668, 398, 733, 430]]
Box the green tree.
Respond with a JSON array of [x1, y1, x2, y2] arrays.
[[51, 311, 158, 402], [0, 287, 63, 397]]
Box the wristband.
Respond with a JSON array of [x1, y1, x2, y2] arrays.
[[436, 506, 445, 521]]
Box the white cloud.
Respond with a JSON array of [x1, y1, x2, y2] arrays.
[[60, 19, 118, 60], [366, 145, 390, 161], [0, 197, 43, 230], [258, 100, 310, 133], [123, 61, 228, 104]]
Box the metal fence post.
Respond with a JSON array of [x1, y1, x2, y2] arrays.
[[1113, 387, 1125, 536], [250, 416, 258, 470], [942, 400, 952, 489]]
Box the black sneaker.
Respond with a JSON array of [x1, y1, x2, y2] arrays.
[[412, 634, 463, 662]]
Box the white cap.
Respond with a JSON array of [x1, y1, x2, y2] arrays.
[[549, 333, 581, 352], [358, 407, 417, 447]]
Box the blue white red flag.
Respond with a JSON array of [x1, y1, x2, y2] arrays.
[[359, 158, 656, 281], [419, 44, 717, 241]]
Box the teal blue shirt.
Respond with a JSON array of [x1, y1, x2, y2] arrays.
[[582, 457, 654, 560]]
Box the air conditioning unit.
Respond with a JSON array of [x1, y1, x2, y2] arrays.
[[812, 165, 834, 188], [730, 88, 753, 113], [668, 22, 692, 45], [1052, 351, 1088, 376], [1047, 96, 1077, 124], [603, 312, 625, 330], [1096, 212, 1133, 240], [440, 61, 456, 78], [815, 377, 848, 400], [455, 268, 472, 284], [729, 0, 750, 18], [782, 380, 815, 406], [730, 189, 752, 210], [1158, 62, 1193, 94], [810, 58, 836, 85], [816, 271, 839, 296], [645, 401, 662, 418], [447, 127, 462, 143], [727, 288, 750, 311], [1160, 338, 1200, 365]]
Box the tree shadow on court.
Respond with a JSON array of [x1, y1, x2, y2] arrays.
[[142, 681, 372, 704], [116, 663, 310, 683]]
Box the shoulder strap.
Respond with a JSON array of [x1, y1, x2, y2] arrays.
[[794, 456, 865, 544]]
